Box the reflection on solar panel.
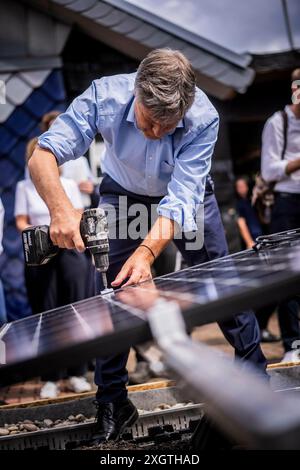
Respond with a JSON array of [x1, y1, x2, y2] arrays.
[[1, 240, 300, 385]]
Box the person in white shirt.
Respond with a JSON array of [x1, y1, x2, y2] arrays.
[[61, 156, 95, 208], [0, 197, 7, 325], [14, 138, 92, 398], [261, 68, 300, 363]]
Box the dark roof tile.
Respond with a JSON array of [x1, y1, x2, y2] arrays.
[[52, 0, 75, 5], [95, 9, 125, 27], [111, 15, 141, 35], [82, 2, 113, 19], [67, 0, 98, 13], [142, 31, 170, 48], [127, 23, 156, 42]]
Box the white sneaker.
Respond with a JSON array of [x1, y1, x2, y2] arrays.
[[68, 376, 92, 393], [40, 381, 59, 399], [281, 350, 300, 364]]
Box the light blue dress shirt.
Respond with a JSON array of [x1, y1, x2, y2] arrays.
[[38, 73, 219, 232]]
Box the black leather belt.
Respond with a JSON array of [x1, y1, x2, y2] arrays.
[[205, 174, 214, 193]]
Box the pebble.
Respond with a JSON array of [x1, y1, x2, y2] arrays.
[[43, 419, 53, 427], [23, 419, 33, 425], [7, 425, 19, 432], [74, 414, 85, 423], [68, 415, 75, 421], [54, 420, 62, 426], [0, 428, 9, 436], [62, 420, 72, 427], [23, 423, 38, 432], [9, 430, 19, 435], [155, 403, 171, 410]]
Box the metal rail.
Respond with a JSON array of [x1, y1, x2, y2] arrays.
[[0, 404, 202, 450], [148, 299, 300, 450]]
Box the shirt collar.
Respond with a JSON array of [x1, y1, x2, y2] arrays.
[[286, 104, 300, 120], [126, 97, 184, 130], [126, 97, 136, 125]]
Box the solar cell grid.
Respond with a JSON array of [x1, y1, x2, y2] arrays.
[[1, 240, 300, 385]]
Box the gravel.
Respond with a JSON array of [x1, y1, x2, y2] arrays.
[[79, 435, 192, 451], [0, 402, 193, 437]]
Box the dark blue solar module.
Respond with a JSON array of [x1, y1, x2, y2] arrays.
[[1, 239, 300, 385]]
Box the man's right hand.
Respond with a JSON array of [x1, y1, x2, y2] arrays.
[[28, 148, 85, 252], [50, 208, 85, 252]]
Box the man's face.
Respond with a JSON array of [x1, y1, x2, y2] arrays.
[[134, 100, 179, 140], [236, 179, 248, 198]]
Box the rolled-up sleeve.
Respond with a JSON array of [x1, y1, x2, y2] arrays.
[[157, 116, 219, 232], [261, 116, 288, 183], [38, 82, 99, 166]]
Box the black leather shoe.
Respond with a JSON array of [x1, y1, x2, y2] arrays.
[[92, 398, 138, 443], [260, 329, 281, 343]]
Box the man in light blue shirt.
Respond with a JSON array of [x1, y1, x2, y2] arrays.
[[38, 67, 217, 234], [30, 49, 266, 443]]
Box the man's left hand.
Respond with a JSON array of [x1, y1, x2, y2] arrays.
[[111, 250, 153, 288]]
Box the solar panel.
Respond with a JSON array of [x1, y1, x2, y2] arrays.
[[1, 238, 300, 385]]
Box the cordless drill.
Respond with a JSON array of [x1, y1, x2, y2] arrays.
[[22, 208, 110, 290]]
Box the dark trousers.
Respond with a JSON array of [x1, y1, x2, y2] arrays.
[[256, 304, 276, 330], [271, 193, 300, 352], [25, 249, 89, 379], [95, 175, 267, 403], [0, 279, 7, 326]]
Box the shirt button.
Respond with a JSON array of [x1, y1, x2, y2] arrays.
[[149, 156, 153, 160]]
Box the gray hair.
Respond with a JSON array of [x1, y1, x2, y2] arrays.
[[135, 49, 196, 122]]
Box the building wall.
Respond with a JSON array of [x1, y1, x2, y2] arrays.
[[0, 0, 69, 320], [0, 71, 66, 320]]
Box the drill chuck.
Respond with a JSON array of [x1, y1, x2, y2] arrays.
[[80, 208, 109, 273]]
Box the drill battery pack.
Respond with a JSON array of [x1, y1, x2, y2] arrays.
[[22, 225, 59, 266]]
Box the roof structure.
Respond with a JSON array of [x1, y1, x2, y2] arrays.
[[24, 0, 258, 99]]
